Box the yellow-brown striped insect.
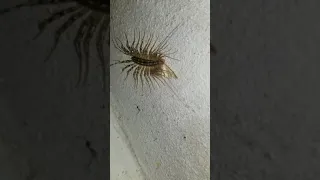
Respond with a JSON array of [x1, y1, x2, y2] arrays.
[[0, 0, 109, 91], [111, 24, 182, 93]]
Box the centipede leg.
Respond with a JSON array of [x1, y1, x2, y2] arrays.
[[139, 66, 145, 91], [149, 34, 160, 54], [152, 76, 162, 89], [124, 32, 131, 51], [120, 63, 134, 74], [134, 31, 141, 51], [112, 38, 130, 54], [123, 65, 136, 82], [136, 66, 143, 90], [116, 37, 130, 54], [156, 76, 169, 88], [139, 31, 146, 52], [142, 33, 153, 54], [143, 67, 152, 92], [132, 66, 141, 89], [154, 23, 181, 53], [146, 68, 156, 90], [158, 77, 196, 113], [156, 77, 180, 101], [110, 60, 132, 66]]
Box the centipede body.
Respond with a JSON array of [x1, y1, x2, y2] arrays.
[[110, 24, 184, 95]]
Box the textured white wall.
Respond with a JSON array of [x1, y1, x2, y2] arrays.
[[110, 106, 145, 180], [110, 0, 210, 179]]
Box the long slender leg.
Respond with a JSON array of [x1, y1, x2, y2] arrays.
[[124, 33, 131, 51], [139, 66, 145, 91], [130, 28, 136, 48], [113, 37, 130, 54], [120, 63, 135, 74], [142, 34, 153, 54], [147, 68, 156, 90], [149, 34, 160, 54], [33, 5, 80, 39], [154, 23, 181, 53], [157, 41, 170, 53], [118, 63, 134, 86], [139, 31, 146, 53], [0, 0, 74, 15], [152, 76, 161, 89], [132, 66, 141, 89], [96, 15, 109, 92], [134, 31, 141, 51], [154, 76, 166, 87], [143, 67, 152, 92], [156, 76, 179, 98], [164, 78, 180, 93], [136, 66, 143, 89], [110, 60, 131, 66], [73, 11, 90, 87], [123, 65, 136, 82], [44, 8, 87, 62], [119, 65, 136, 87], [157, 76, 196, 113]]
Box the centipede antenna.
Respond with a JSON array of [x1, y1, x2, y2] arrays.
[[155, 22, 183, 52], [165, 56, 181, 61]]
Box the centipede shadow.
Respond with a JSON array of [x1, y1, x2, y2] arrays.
[[0, 0, 110, 92]]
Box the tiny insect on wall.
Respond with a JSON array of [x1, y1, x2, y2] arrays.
[[0, 0, 110, 92]]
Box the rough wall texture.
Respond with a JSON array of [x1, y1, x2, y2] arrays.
[[212, 0, 320, 179], [110, 0, 210, 180], [0, 1, 109, 179], [110, 107, 145, 179]]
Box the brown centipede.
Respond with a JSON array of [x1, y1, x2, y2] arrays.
[[0, 0, 110, 91], [110, 23, 200, 113], [110, 24, 181, 93]]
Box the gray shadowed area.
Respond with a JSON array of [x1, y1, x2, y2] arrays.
[[0, 1, 109, 180], [211, 1, 320, 180]]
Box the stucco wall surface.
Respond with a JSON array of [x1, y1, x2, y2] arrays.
[[110, 0, 210, 180]]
